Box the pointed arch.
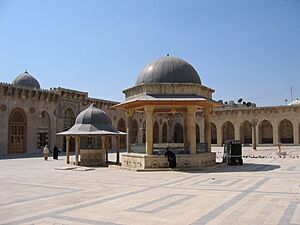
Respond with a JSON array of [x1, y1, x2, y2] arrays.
[[132, 119, 138, 144], [259, 120, 273, 144], [240, 120, 252, 144], [174, 123, 183, 143], [211, 122, 217, 144], [162, 122, 168, 143], [279, 119, 293, 143], [222, 121, 235, 144], [196, 124, 200, 144], [153, 121, 159, 143], [9, 108, 26, 153], [117, 118, 126, 149], [37, 111, 51, 148], [63, 108, 76, 151]]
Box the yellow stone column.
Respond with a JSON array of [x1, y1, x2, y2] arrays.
[[75, 136, 80, 166], [116, 135, 120, 164], [183, 111, 189, 150], [145, 106, 154, 155], [187, 106, 197, 154], [252, 119, 258, 150], [66, 135, 70, 164], [293, 121, 299, 145], [204, 108, 212, 153], [273, 121, 279, 145], [125, 110, 134, 153]]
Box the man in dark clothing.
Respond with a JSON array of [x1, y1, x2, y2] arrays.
[[53, 145, 61, 160], [165, 148, 176, 168]]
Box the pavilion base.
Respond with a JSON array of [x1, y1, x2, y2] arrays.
[[121, 152, 216, 170], [80, 149, 106, 167]]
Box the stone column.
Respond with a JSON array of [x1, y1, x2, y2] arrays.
[[145, 106, 154, 155], [183, 111, 189, 150], [126, 110, 134, 153], [235, 124, 241, 141], [101, 136, 106, 161], [293, 123, 299, 145], [66, 135, 70, 164], [116, 135, 120, 164], [204, 108, 212, 152], [187, 106, 197, 154], [252, 120, 258, 150], [75, 136, 80, 166], [273, 122, 279, 145], [217, 124, 222, 146]]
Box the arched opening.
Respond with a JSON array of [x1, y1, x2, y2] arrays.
[[37, 111, 51, 149], [211, 122, 217, 144], [162, 122, 168, 143], [240, 121, 252, 144], [153, 121, 159, 143], [259, 120, 273, 144], [132, 119, 138, 144], [279, 119, 293, 143], [222, 121, 235, 144], [174, 123, 183, 143], [142, 121, 146, 143], [117, 118, 126, 149], [9, 108, 26, 153], [196, 124, 200, 144], [63, 108, 76, 151]]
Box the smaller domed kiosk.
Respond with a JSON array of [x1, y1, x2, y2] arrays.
[[112, 55, 222, 170], [57, 104, 126, 166]]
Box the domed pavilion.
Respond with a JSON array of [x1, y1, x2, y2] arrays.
[[112, 55, 222, 170], [58, 104, 126, 166]]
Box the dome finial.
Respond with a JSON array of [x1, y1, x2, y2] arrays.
[[25, 69, 28, 73], [167, 53, 170, 56]]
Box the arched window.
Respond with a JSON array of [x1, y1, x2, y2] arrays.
[[222, 121, 235, 144], [132, 119, 138, 144], [162, 122, 168, 143], [240, 121, 252, 144], [37, 111, 51, 148], [9, 109, 26, 153], [211, 122, 217, 144], [259, 120, 273, 144], [279, 119, 293, 143], [118, 118, 126, 149], [153, 121, 159, 143], [174, 123, 183, 143]]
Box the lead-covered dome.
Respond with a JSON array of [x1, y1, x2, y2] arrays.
[[75, 104, 112, 126], [136, 55, 201, 85], [12, 70, 41, 89]]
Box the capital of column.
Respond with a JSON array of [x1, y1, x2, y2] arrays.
[[144, 106, 155, 115], [125, 109, 135, 118], [66, 135, 71, 141], [187, 106, 198, 115], [203, 108, 212, 117]]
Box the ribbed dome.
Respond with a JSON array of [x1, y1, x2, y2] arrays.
[[288, 99, 300, 106], [12, 71, 41, 89], [136, 55, 201, 85], [76, 104, 112, 126]]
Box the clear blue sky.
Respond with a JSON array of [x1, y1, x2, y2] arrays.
[[0, 0, 299, 106]]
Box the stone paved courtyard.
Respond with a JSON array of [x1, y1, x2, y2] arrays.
[[0, 147, 300, 225]]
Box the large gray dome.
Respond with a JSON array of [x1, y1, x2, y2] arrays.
[[136, 55, 201, 85], [12, 71, 41, 89]]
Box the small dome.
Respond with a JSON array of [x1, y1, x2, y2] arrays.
[[76, 104, 112, 126], [288, 99, 300, 106], [12, 71, 41, 89], [136, 55, 201, 85]]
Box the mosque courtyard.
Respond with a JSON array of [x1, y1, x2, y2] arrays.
[[0, 146, 300, 225]]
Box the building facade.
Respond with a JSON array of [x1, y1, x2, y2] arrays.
[[0, 71, 299, 155]]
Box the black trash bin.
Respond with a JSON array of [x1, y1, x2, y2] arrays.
[[223, 140, 243, 165]]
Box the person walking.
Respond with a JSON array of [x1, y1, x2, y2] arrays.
[[43, 145, 49, 161], [52, 145, 61, 160]]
